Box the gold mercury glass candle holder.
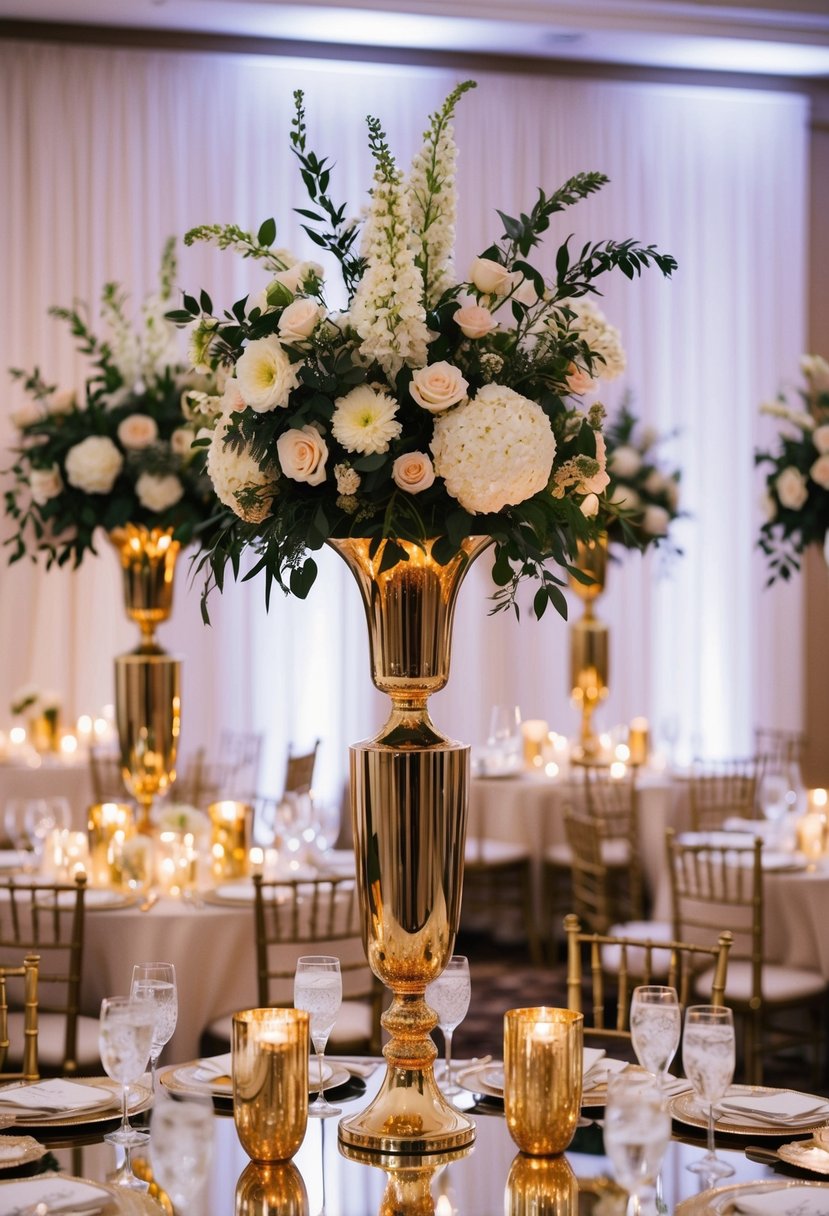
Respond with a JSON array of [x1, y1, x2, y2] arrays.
[[504, 1007, 584, 1156], [209, 800, 253, 879], [87, 802, 136, 887], [233, 1008, 310, 1163], [505, 1152, 579, 1215], [234, 1161, 309, 1216]]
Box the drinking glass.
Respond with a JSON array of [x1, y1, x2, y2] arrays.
[[98, 995, 156, 1184], [130, 961, 178, 1091], [294, 955, 342, 1118], [24, 797, 70, 865], [603, 1071, 671, 1216], [151, 1090, 214, 1212], [426, 955, 471, 1096], [758, 772, 789, 837], [3, 800, 38, 871], [630, 985, 681, 1089], [682, 1005, 736, 1180], [486, 705, 522, 772]]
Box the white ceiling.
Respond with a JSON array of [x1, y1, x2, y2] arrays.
[[2, 0, 829, 78]]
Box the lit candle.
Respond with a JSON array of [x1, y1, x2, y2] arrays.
[[522, 719, 549, 769], [9, 726, 26, 747], [628, 717, 649, 767], [610, 760, 627, 780], [60, 732, 78, 758], [615, 742, 631, 763], [249, 847, 264, 876]]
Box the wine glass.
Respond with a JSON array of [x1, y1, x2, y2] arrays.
[[130, 961, 178, 1092], [630, 985, 681, 1089], [150, 1090, 214, 1212], [486, 705, 522, 771], [98, 995, 156, 1187], [682, 1005, 736, 1181], [24, 797, 70, 866], [3, 800, 38, 872], [603, 1071, 671, 1216], [426, 955, 471, 1096], [294, 955, 342, 1118], [758, 772, 789, 840]]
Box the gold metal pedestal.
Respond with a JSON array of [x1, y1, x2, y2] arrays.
[[569, 535, 609, 763]]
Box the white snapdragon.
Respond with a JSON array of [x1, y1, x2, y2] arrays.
[[407, 112, 459, 307]]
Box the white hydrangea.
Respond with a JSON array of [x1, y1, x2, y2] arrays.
[[431, 383, 556, 514], [207, 413, 277, 524], [64, 436, 124, 494], [136, 472, 184, 512], [567, 298, 626, 381], [235, 335, 301, 413]]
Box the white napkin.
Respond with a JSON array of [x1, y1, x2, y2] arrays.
[[0, 1174, 109, 1214], [719, 1090, 829, 1127], [0, 1079, 113, 1118], [582, 1057, 628, 1089], [732, 1186, 829, 1214], [0, 849, 24, 868], [191, 1053, 232, 1084]]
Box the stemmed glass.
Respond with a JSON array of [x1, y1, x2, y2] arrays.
[[683, 1005, 736, 1181], [23, 797, 71, 867], [603, 1071, 671, 1216], [130, 961, 178, 1092], [426, 955, 471, 1097], [3, 800, 38, 872], [294, 955, 342, 1118], [98, 995, 156, 1188], [150, 1090, 214, 1212], [630, 985, 681, 1090]]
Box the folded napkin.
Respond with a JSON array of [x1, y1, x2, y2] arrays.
[[582, 1057, 628, 1090], [331, 1058, 379, 1078], [719, 1090, 829, 1127], [0, 1174, 109, 1214], [191, 1053, 232, 1084], [0, 1079, 114, 1118], [731, 1186, 829, 1214]]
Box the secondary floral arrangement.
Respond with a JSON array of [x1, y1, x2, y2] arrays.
[[173, 80, 676, 619], [10, 684, 61, 720], [4, 240, 222, 569], [756, 354, 829, 582], [603, 399, 682, 552]]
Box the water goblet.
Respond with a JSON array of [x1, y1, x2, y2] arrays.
[[150, 1090, 214, 1213], [630, 985, 681, 1090], [130, 961, 178, 1092], [603, 1071, 671, 1216], [682, 1004, 736, 1181], [294, 955, 342, 1118], [3, 800, 38, 872], [425, 955, 471, 1097], [24, 797, 70, 866], [98, 995, 156, 1183]]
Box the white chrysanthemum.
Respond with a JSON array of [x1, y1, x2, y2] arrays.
[[332, 385, 402, 455], [207, 414, 277, 523], [65, 436, 124, 494], [567, 298, 626, 381], [136, 472, 184, 512], [431, 383, 556, 514], [235, 335, 301, 413]]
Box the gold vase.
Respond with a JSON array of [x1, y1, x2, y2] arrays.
[[235, 1162, 309, 1216], [111, 526, 182, 834], [505, 1153, 579, 1215], [331, 536, 490, 1155], [569, 534, 609, 763]]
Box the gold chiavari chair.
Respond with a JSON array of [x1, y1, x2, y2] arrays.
[[178, 731, 264, 809], [564, 913, 732, 1046], [0, 953, 40, 1082], [463, 806, 543, 967], [88, 746, 129, 803], [753, 727, 806, 775], [682, 756, 762, 831], [666, 828, 828, 1084], [284, 739, 320, 796]]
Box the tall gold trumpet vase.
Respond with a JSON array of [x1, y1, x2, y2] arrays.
[[330, 536, 490, 1155], [111, 526, 182, 835], [569, 534, 609, 764]]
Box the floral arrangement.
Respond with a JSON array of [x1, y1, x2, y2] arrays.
[[10, 684, 61, 719], [173, 81, 676, 619], [603, 400, 682, 551], [756, 354, 829, 582], [4, 240, 222, 569]]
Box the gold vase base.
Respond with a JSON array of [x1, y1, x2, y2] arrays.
[[337, 1064, 476, 1155]]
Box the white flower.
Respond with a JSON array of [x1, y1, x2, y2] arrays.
[[334, 464, 361, 495], [469, 257, 511, 295], [11, 400, 44, 429], [565, 365, 596, 397], [580, 431, 610, 495], [117, 413, 158, 450], [235, 335, 301, 413], [47, 389, 76, 415], [609, 445, 643, 478], [136, 472, 184, 512], [332, 385, 402, 455], [392, 452, 435, 494], [65, 436, 123, 494], [207, 413, 277, 524], [409, 362, 468, 413], [643, 469, 667, 497], [581, 492, 600, 518], [30, 465, 63, 505], [610, 484, 641, 511], [278, 298, 324, 343], [801, 354, 829, 394], [567, 298, 626, 381], [810, 454, 829, 490], [272, 260, 324, 295], [761, 490, 777, 522], [431, 383, 556, 514], [171, 427, 198, 459], [454, 303, 496, 340], [642, 504, 670, 536], [276, 426, 329, 486], [222, 376, 246, 414], [760, 400, 814, 431], [776, 465, 809, 510], [407, 100, 460, 306], [188, 318, 219, 375], [813, 424, 829, 454]]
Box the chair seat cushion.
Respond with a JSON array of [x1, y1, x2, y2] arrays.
[[205, 999, 374, 1053], [602, 921, 675, 977], [694, 960, 827, 1004], [7, 1011, 101, 1071], [545, 840, 631, 867], [465, 838, 530, 866]]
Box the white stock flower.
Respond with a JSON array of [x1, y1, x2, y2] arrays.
[[235, 336, 301, 413], [642, 504, 670, 536], [431, 383, 556, 514], [276, 426, 329, 486], [469, 257, 511, 295], [810, 454, 829, 490], [609, 445, 643, 478], [813, 424, 829, 454], [207, 414, 277, 524], [392, 451, 435, 494], [30, 465, 63, 505], [409, 362, 468, 413], [332, 385, 402, 455], [117, 413, 158, 450], [776, 466, 808, 510], [136, 472, 184, 512], [65, 436, 123, 494], [408, 111, 459, 306], [567, 298, 626, 381], [334, 464, 361, 495], [278, 298, 324, 343]]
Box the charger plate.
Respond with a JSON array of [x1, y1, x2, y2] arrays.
[[0, 1076, 152, 1130], [159, 1059, 350, 1100], [0, 1134, 48, 1168], [0, 1172, 159, 1214], [670, 1086, 829, 1138], [777, 1141, 829, 1176], [675, 1178, 829, 1214]]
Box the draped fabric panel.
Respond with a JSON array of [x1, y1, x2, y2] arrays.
[[0, 42, 807, 799]]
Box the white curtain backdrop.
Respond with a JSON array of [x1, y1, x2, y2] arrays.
[[0, 40, 807, 801]]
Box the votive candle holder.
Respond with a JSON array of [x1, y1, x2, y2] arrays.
[[505, 1151, 579, 1215], [504, 1007, 583, 1156], [233, 1008, 309, 1163], [209, 800, 252, 878]]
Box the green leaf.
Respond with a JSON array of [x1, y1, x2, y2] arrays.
[[533, 587, 548, 620], [182, 294, 200, 315], [257, 218, 276, 246], [378, 540, 408, 575], [289, 557, 318, 598], [199, 289, 213, 314], [491, 547, 513, 587]]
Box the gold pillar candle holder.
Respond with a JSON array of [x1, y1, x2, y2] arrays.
[[233, 1008, 310, 1163], [627, 717, 650, 767], [115, 651, 181, 834], [209, 800, 253, 879], [569, 536, 609, 764], [88, 802, 136, 886], [235, 1162, 309, 1216], [29, 710, 61, 754], [109, 524, 181, 649], [505, 1152, 579, 1215], [522, 720, 550, 770], [504, 1007, 584, 1156]]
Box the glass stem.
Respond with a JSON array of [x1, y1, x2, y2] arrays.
[[121, 1082, 130, 1137], [316, 1045, 327, 1105], [706, 1102, 717, 1158], [444, 1028, 454, 1090]]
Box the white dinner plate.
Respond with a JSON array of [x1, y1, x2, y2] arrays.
[[202, 880, 255, 905], [0, 1173, 159, 1214], [0, 1077, 150, 1128], [676, 1179, 829, 1214], [670, 1085, 829, 1137], [160, 1059, 351, 1099], [37, 887, 139, 910]]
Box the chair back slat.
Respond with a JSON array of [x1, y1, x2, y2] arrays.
[[0, 953, 40, 1082], [682, 758, 762, 831]]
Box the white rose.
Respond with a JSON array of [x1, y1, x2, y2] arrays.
[[392, 452, 435, 494], [30, 465, 63, 505], [810, 453, 829, 490], [580, 492, 600, 518], [10, 401, 43, 429], [276, 425, 328, 486], [643, 469, 666, 496], [65, 436, 123, 494], [235, 335, 301, 413], [610, 484, 642, 511], [776, 465, 809, 511], [117, 414, 158, 450], [454, 304, 497, 340], [565, 365, 596, 396], [642, 504, 670, 536], [409, 362, 468, 413], [278, 298, 324, 343], [609, 445, 643, 478], [273, 260, 324, 295], [171, 427, 198, 459], [135, 472, 184, 512], [47, 389, 76, 415], [469, 257, 511, 296], [813, 424, 829, 454]]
